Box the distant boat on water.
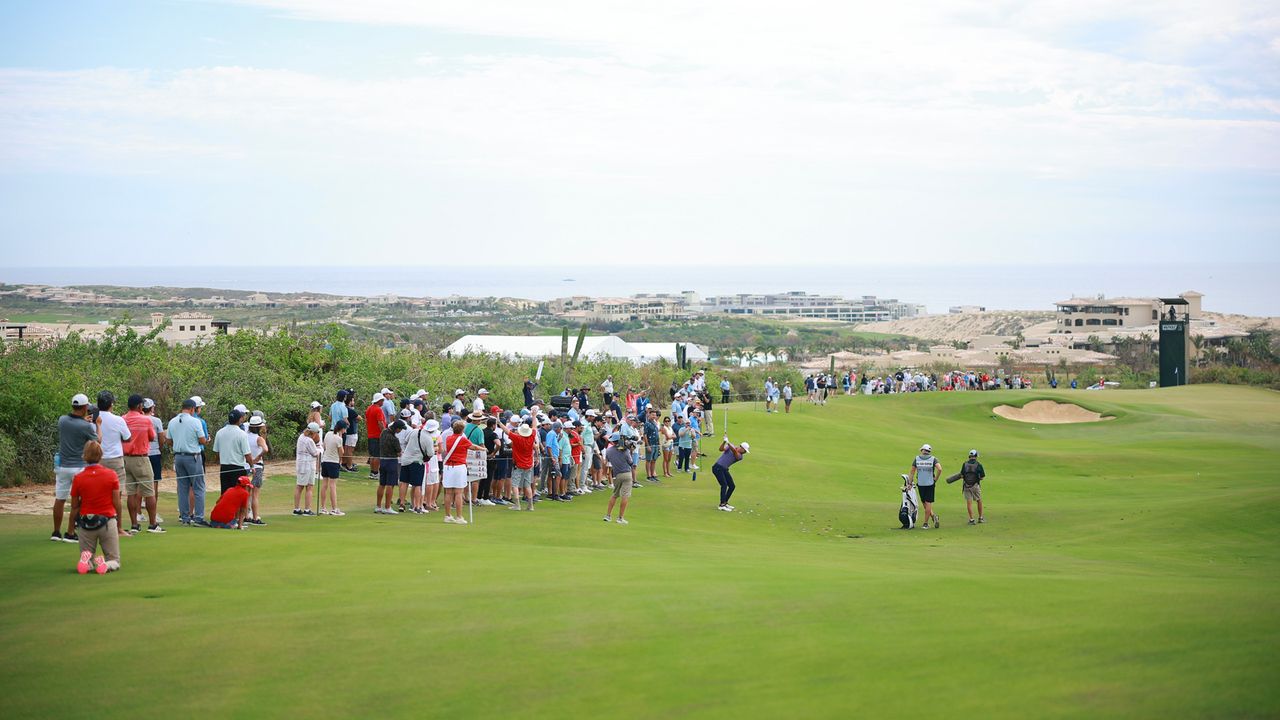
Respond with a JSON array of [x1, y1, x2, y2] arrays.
[[562, 277, 575, 282]]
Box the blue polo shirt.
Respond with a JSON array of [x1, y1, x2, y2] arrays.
[[167, 412, 207, 453], [329, 400, 347, 430]]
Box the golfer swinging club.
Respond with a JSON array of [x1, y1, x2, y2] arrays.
[[713, 434, 749, 512]]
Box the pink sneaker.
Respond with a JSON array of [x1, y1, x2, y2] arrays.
[[94, 556, 108, 574], [77, 550, 93, 574]]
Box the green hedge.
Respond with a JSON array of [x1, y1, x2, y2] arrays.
[[0, 324, 800, 485]]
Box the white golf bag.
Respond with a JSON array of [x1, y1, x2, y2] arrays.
[[899, 473, 920, 529]]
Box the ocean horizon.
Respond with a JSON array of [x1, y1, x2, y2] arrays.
[[2, 262, 1275, 317]]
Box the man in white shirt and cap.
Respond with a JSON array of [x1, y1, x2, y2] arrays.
[[474, 388, 490, 415]]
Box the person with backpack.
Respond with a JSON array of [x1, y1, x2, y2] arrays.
[[398, 412, 434, 514], [960, 449, 986, 525], [907, 443, 942, 529]]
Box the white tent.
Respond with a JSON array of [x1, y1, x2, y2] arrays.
[[628, 342, 710, 365], [440, 335, 647, 365]]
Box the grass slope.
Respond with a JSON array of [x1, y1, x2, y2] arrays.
[[1, 386, 1277, 719]]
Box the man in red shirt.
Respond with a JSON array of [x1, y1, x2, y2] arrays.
[[69, 440, 126, 573], [121, 394, 161, 535], [508, 419, 538, 511], [567, 421, 584, 494], [210, 476, 252, 529], [365, 393, 387, 480]]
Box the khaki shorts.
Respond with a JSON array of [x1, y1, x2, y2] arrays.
[[962, 483, 982, 502], [123, 456, 155, 497], [101, 456, 125, 483], [612, 471, 633, 499]]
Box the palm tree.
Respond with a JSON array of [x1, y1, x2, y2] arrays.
[[1190, 334, 1206, 368]]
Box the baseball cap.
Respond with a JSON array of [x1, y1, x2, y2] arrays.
[[454, 389, 465, 396], [400, 408, 413, 419], [608, 432, 620, 442], [310, 400, 322, 408], [969, 449, 979, 457], [181, 398, 198, 410], [740, 442, 751, 453], [142, 397, 156, 410], [306, 422, 322, 432], [228, 409, 243, 424], [234, 403, 249, 414], [381, 387, 393, 396], [238, 476, 253, 487], [372, 392, 384, 402], [190, 395, 205, 407], [920, 444, 932, 452], [71, 393, 90, 407], [551, 421, 563, 430], [478, 388, 489, 394]]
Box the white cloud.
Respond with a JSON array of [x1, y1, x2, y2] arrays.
[[0, 0, 1276, 263]]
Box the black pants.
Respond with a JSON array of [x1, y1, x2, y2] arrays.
[[713, 464, 735, 505], [479, 459, 495, 499], [721, 391, 730, 405], [677, 447, 691, 471], [219, 464, 244, 494]]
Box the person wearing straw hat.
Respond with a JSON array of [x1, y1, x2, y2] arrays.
[[245, 415, 269, 525], [293, 422, 322, 515], [508, 419, 537, 510], [713, 436, 749, 512], [908, 443, 942, 529]]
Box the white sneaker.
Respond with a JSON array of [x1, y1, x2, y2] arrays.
[[724, 504, 735, 511], [385, 507, 399, 514], [330, 509, 345, 517], [616, 518, 628, 525], [479, 499, 495, 506], [319, 509, 330, 515], [155, 515, 164, 524], [444, 516, 456, 524], [602, 516, 611, 522], [454, 517, 468, 525], [374, 507, 383, 514], [691, 464, 700, 471]]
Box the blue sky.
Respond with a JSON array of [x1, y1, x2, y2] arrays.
[[1, 0, 1277, 268]]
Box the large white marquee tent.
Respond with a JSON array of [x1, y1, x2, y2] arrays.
[[441, 335, 707, 367]]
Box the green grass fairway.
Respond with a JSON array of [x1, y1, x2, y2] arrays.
[[2, 386, 1278, 718]]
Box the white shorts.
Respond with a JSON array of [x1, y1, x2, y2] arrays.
[[442, 464, 468, 489], [344, 434, 359, 447], [425, 463, 441, 486], [295, 466, 316, 486], [55, 466, 79, 500]]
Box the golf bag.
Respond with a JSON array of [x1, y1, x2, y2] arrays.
[[899, 473, 920, 529]]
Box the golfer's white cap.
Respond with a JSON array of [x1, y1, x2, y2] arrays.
[[969, 449, 979, 457], [381, 387, 393, 396], [920, 443, 932, 452], [740, 442, 750, 453], [454, 389, 465, 396], [142, 397, 156, 410], [234, 403, 248, 413], [415, 389, 427, 398], [310, 400, 321, 408], [307, 422, 322, 432], [372, 392, 384, 402], [190, 396, 205, 407], [71, 393, 90, 407], [478, 388, 489, 394]]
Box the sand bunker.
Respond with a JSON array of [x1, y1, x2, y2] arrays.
[[993, 400, 1114, 424]]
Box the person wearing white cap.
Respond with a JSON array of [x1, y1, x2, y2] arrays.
[[53, 393, 99, 543], [713, 435, 749, 512], [245, 415, 269, 525], [293, 422, 322, 515], [422, 419, 443, 511], [379, 389, 396, 427], [473, 389, 489, 415], [167, 398, 209, 524], [306, 400, 324, 481], [452, 389, 466, 415], [365, 393, 387, 481], [908, 444, 942, 529], [958, 449, 986, 525]]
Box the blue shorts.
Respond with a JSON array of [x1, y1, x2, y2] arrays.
[[645, 445, 660, 462], [379, 461, 400, 487], [400, 462, 424, 488]]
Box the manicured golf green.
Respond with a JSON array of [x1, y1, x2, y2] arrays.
[[2, 385, 1278, 718]]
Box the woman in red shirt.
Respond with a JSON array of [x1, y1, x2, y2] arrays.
[[69, 441, 125, 574], [440, 420, 473, 525]]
